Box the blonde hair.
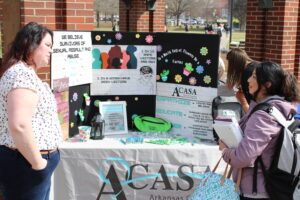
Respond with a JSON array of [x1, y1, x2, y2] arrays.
[[218, 56, 225, 80]]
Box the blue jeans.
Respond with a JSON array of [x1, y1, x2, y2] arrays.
[[0, 145, 60, 200]]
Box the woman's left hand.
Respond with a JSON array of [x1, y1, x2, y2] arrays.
[[218, 139, 228, 151]]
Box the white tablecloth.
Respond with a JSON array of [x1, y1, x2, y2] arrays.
[[52, 138, 222, 200]]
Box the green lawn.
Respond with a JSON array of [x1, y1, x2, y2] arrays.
[[167, 25, 245, 43], [167, 25, 205, 33], [94, 21, 114, 31], [231, 31, 245, 43]]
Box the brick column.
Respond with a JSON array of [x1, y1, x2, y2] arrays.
[[245, 0, 300, 78], [119, 0, 166, 32], [0, 0, 3, 54]]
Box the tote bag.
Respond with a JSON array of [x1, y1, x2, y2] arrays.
[[189, 157, 242, 200]]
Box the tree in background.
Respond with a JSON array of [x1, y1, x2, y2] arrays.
[[166, 0, 223, 25], [232, 0, 247, 31], [94, 0, 119, 28], [166, 0, 190, 26], [196, 0, 214, 23]]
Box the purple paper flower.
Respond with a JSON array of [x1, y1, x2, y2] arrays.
[[157, 45, 162, 52], [189, 77, 197, 85], [72, 93, 78, 101]]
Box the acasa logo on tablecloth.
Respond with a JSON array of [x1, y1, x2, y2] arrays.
[[96, 157, 208, 200]]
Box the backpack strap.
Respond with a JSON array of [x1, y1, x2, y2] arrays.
[[250, 101, 295, 194], [267, 106, 292, 128], [252, 158, 259, 194], [249, 102, 273, 194], [252, 156, 269, 194], [248, 102, 272, 119]]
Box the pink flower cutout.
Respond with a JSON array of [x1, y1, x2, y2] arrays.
[[145, 35, 154, 44], [115, 33, 122, 40]]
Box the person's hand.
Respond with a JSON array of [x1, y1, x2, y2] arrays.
[[32, 158, 47, 170], [235, 90, 250, 112], [218, 139, 228, 151], [235, 90, 247, 105]]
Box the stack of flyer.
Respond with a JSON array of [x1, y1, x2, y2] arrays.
[[213, 117, 243, 148]]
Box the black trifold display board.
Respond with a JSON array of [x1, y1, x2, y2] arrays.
[[68, 31, 220, 137]]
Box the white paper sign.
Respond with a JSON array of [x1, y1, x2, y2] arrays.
[[156, 82, 217, 140], [51, 31, 93, 87], [90, 45, 156, 95]]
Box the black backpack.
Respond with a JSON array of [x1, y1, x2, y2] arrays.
[[212, 96, 243, 141], [249, 102, 300, 200]]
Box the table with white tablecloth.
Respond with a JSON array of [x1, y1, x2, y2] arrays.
[[52, 137, 222, 200]]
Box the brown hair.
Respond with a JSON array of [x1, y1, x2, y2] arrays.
[[0, 22, 53, 78], [226, 48, 253, 89]]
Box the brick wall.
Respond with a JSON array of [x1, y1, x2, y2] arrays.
[[19, 0, 94, 83], [119, 0, 166, 32], [245, 0, 300, 79], [295, 1, 300, 78], [21, 0, 94, 30], [0, 0, 2, 54]]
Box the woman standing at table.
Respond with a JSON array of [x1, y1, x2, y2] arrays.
[[0, 22, 62, 200], [226, 48, 258, 113], [219, 62, 300, 199]]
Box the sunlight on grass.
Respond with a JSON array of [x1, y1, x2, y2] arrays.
[[94, 22, 114, 31], [232, 31, 245, 43]]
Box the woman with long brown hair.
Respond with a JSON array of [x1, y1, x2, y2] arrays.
[[0, 22, 61, 200], [226, 48, 258, 112]]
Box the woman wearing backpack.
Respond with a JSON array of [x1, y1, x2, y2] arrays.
[[226, 48, 258, 113], [219, 61, 300, 200]]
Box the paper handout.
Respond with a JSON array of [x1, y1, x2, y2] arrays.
[[213, 117, 243, 148]]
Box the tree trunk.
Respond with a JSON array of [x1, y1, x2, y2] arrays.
[[111, 14, 114, 26], [96, 11, 100, 28]]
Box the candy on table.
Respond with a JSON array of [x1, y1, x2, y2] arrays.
[[146, 137, 188, 145], [120, 136, 144, 144]]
